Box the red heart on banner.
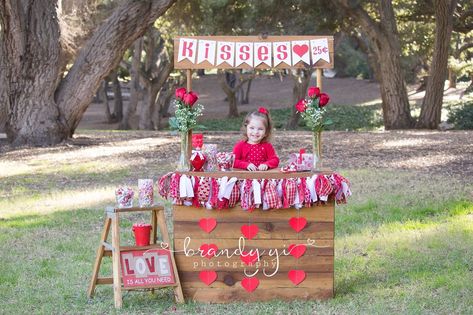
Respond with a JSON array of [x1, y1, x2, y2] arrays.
[[199, 218, 217, 233], [241, 277, 259, 292], [288, 244, 307, 259], [289, 217, 307, 232], [199, 270, 217, 286], [240, 250, 259, 265], [288, 269, 306, 285], [293, 44, 309, 57], [241, 224, 259, 239], [199, 243, 218, 259]]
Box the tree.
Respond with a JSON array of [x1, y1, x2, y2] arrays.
[[0, 0, 176, 146], [417, 0, 458, 128], [332, 0, 414, 129]]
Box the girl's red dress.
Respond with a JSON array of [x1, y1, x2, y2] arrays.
[[232, 141, 279, 170]]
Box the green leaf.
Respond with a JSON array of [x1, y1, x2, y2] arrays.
[[168, 117, 179, 130]]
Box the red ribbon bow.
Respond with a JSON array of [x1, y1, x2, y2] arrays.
[[258, 107, 268, 114]]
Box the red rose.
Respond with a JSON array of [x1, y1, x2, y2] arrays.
[[307, 86, 321, 98], [175, 87, 186, 100], [295, 99, 307, 112], [183, 91, 199, 106], [319, 93, 330, 107]]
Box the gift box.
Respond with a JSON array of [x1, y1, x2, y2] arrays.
[[287, 151, 314, 171]]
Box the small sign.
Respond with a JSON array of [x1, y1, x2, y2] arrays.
[[120, 249, 176, 288]]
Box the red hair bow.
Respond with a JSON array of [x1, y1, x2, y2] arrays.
[[258, 107, 268, 114]]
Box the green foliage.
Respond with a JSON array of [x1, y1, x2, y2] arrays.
[[447, 101, 473, 129], [200, 105, 383, 132], [335, 38, 372, 79]]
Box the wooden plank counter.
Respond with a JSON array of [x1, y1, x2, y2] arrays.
[[172, 170, 335, 303]]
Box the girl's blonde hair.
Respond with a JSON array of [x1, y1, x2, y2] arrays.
[[240, 109, 273, 143]]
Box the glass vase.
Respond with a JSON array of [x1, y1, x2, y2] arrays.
[[177, 131, 191, 171], [312, 130, 322, 171]]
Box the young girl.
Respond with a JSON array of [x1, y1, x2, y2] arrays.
[[233, 107, 279, 171]]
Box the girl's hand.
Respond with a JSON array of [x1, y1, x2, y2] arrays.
[[247, 163, 257, 171], [258, 164, 268, 171]]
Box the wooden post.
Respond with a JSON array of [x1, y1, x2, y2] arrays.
[[87, 216, 112, 298], [111, 212, 123, 308], [158, 210, 185, 303], [186, 69, 193, 159], [316, 68, 323, 165]]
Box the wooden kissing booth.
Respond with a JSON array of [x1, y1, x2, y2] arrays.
[[167, 35, 342, 302]]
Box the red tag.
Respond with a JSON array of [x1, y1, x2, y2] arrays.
[[199, 243, 218, 259], [288, 270, 306, 285], [288, 244, 307, 259], [241, 277, 259, 292], [199, 270, 217, 286], [289, 217, 307, 232], [240, 250, 259, 265], [240, 224, 259, 240], [198, 218, 217, 233]]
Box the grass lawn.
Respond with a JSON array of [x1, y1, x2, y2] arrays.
[[1, 131, 472, 314]]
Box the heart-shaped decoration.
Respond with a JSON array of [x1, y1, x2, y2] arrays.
[[199, 218, 217, 233], [241, 277, 259, 292], [240, 250, 259, 265], [288, 269, 306, 285], [241, 224, 259, 239], [199, 270, 217, 286], [289, 217, 307, 232], [199, 243, 218, 259], [288, 244, 307, 259], [293, 44, 309, 57]]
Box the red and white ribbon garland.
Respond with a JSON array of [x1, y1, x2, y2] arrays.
[[157, 172, 351, 210]]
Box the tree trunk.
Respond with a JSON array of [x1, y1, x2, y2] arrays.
[[102, 80, 113, 123], [448, 68, 457, 89], [242, 79, 252, 104], [111, 70, 123, 122], [119, 38, 143, 130], [1, 0, 176, 146], [332, 0, 414, 129], [416, 0, 457, 129], [286, 69, 312, 129], [1, 0, 66, 145]]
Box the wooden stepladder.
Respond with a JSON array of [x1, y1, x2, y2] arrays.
[[87, 206, 184, 308]]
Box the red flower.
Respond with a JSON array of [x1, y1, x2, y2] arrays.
[[258, 107, 268, 115], [175, 87, 186, 100], [183, 91, 199, 106], [307, 86, 321, 98], [319, 93, 330, 107], [295, 99, 307, 112]]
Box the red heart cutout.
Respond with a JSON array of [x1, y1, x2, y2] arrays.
[[241, 277, 259, 292], [293, 44, 309, 57], [199, 218, 217, 233], [241, 224, 259, 239], [199, 243, 218, 259], [289, 217, 307, 232], [288, 244, 307, 259], [199, 270, 217, 286], [288, 270, 306, 285], [240, 250, 259, 265]]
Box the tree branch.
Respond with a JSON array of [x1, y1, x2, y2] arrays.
[[55, 0, 176, 131]]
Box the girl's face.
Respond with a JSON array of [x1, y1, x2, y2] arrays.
[[246, 117, 266, 144]]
